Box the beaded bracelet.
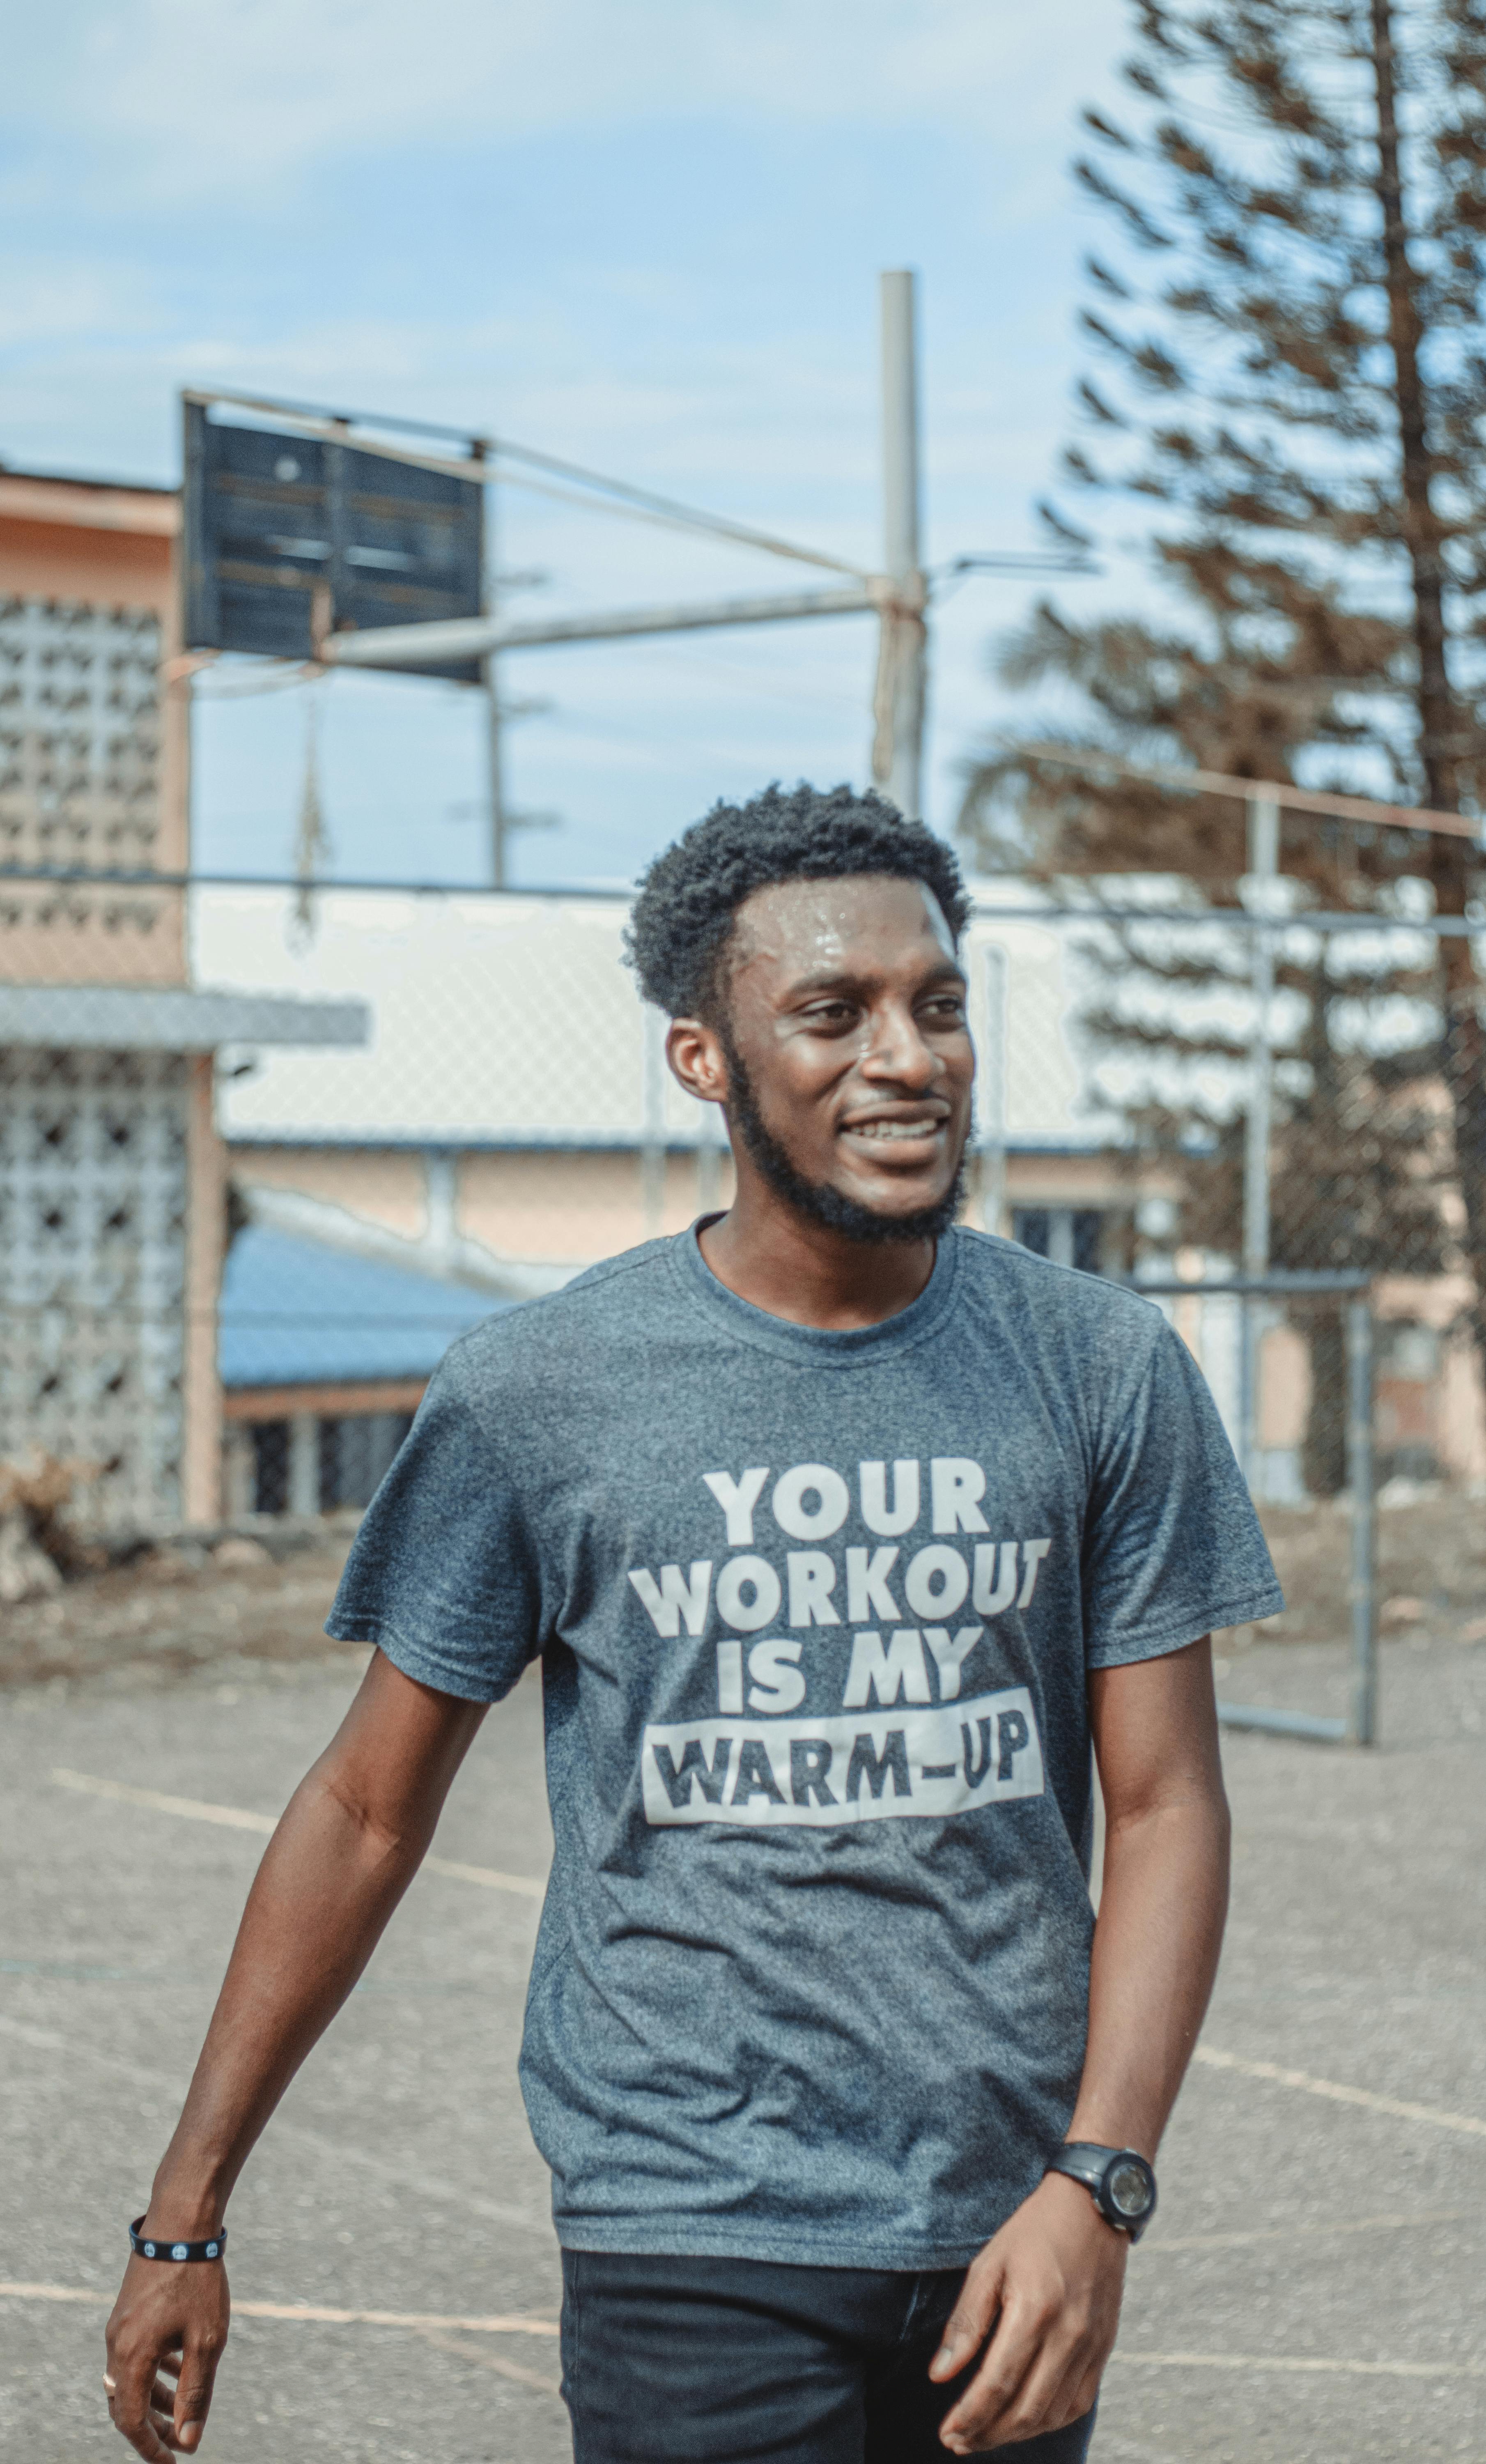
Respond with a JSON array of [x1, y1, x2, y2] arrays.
[[129, 2216, 227, 2263]]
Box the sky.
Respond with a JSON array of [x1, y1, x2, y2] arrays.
[[2, 0, 1136, 891]]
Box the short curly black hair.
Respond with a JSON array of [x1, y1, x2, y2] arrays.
[[625, 781, 972, 1019]]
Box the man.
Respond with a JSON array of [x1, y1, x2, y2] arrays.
[[105, 782, 1281, 2461]]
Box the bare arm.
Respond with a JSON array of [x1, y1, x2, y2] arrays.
[[931, 1637, 1230, 2453], [104, 1651, 488, 2461]]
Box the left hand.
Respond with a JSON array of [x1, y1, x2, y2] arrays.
[[928, 2171, 1128, 2452]]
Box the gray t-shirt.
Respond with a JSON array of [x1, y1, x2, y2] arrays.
[[327, 1223, 1281, 2269]]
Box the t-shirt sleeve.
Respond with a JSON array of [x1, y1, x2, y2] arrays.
[[1082, 1314, 1284, 1669], [323, 1344, 544, 1703]]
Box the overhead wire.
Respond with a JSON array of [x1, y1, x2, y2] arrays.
[[489, 465, 857, 561], [191, 661, 322, 700], [489, 439, 873, 580], [193, 387, 873, 578]]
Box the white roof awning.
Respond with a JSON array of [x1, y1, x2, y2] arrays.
[[0, 985, 369, 1053]]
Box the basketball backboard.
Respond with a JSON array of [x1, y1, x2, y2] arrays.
[[181, 398, 486, 683]]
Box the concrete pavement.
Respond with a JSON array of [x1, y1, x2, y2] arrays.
[[2, 1622, 1482, 2463]]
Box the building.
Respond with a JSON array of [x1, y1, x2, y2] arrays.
[[194, 876, 1486, 1504], [0, 465, 365, 1531], [186, 880, 1192, 1499]]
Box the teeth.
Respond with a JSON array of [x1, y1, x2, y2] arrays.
[[849, 1119, 942, 1140]]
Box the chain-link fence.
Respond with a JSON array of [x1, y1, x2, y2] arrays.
[[3, 876, 1483, 1703]]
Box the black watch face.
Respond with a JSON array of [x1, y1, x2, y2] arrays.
[[1106, 2158, 1154, 2220]]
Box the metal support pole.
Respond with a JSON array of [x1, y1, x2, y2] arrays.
[[322, 583, 878, 671], [1240, 788, 1279, 1489], [641, 1006, 667, 1239], [696, 1138, 722, 1218], [977, 941, 1008, 1237], [484, 656, 506, 890], [479, 458, 508, 890], [696, 1099, 728, 1218], [1346, 1296, 1377, 1745], [287, 1412, 319, 1518], [1129, 1271, 1368, 1749], [873, 269, 926, 820]]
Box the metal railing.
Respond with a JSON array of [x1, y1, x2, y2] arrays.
[[2, 872, 1477, 1652], [1129, 1273, 1376, 1747]]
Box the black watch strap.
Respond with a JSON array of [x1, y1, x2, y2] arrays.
[[1044, 2143, 1157, 2241], [129, 2216, 226, 2263]]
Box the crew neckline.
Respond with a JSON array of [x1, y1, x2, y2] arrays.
[[670, 1216, 964, 1364]]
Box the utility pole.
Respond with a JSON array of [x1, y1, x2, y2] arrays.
[[315, 274, 1002, 823], [1240, 786, 1279, 1488], [475, 438, 508, 889], [872, 269, 927, 820], [483, 648, 508, 889]]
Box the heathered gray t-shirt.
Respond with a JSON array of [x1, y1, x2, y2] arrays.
[[327, 1223, 1281, 2270]]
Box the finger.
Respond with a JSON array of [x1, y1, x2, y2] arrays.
[[1061, 2354, 1107, 2437], [981, 2329, 1086, 2448], [949, 2297, 1113, 2455], [111, 2381, 177, 2464], [928, 2259, 1004, 2382], [1024, 2280, 1120, 2441], [1041, 2323, 1113, 2436], [108, 2337, 181, 2462], [170, 2332, 225, 2453], [938, 2298, 1046, 2450]]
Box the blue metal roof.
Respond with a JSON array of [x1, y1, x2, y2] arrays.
[[219, 1225, 508, 1391]]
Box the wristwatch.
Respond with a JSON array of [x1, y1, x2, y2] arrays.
[[1044, 2142, 1157, 2241]]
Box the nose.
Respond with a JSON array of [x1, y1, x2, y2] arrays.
[[860, 996, 942, 1089]]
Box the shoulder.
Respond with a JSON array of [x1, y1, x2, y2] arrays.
[[434, 1236, 679, 1391], [951, 1226, 1169, 1350]]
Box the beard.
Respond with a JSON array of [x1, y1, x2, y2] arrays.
[[720, 1032, 966, 1246]]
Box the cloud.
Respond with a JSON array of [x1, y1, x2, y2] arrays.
[[0, 255, 165, 351], [0, 0, 1135, 862], [11, 0, 1118, 207]]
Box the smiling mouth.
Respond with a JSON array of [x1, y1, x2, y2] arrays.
[[841, 1115, 949, 1144]]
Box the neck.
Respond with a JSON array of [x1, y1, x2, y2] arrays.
[[698, 1162, 940, 1330]]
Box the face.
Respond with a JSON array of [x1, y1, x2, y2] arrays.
[[669, 874, 975, 1239]]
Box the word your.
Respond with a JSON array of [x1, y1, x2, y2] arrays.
[[642, 1688, 1044, 1829], [703, 1459, 1014, 1545]]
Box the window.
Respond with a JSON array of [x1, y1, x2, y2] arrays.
[[1011, 1208, 1105, 1274], [319, 1412, 414, 1511], [247, 1410, 414, 1516]]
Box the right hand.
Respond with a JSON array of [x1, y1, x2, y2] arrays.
[[104, 2251, 230, 2459]]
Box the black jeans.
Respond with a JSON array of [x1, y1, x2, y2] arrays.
[[560, 2250, 1098, 2463]]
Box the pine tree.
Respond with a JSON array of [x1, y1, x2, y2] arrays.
[[961, 0, 1486, 1477]]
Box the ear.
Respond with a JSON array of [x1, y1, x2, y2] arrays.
[[666, 1016, 730, 1106]]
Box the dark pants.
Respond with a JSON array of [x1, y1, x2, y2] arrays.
[[560, 2250, 1098, 2463]]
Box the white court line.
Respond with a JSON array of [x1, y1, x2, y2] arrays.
[[0, 2016, 546, 2235], [1147, 2205, 1470, 2254], [1194, 2044, 1486, 2141], [415, 2322, 563, 2396], [44, 1772, 1486, 2135], [49, 1769, 545, 1900], [1112, 2351, 1486, 2382], [0, 2282, 557, 2336], [7, 2286, 1478, 2388]]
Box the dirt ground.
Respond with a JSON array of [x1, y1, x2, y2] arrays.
[[0, 1526, 356, 1690], [1238, 1495, 1486, 1648]]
